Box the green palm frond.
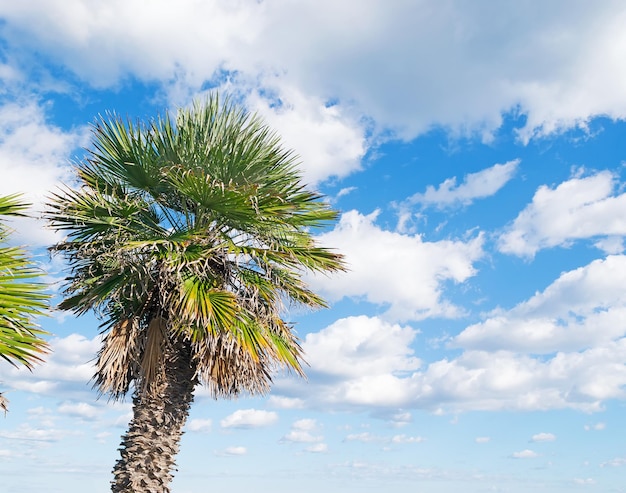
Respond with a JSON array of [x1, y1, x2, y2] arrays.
[[47, 93, 346, 399], [0, 195, 49, 373], [177, 277, 238, 334]]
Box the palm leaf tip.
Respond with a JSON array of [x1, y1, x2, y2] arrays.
[[0, 392, 8, 415], [0, 194, 31, 219]]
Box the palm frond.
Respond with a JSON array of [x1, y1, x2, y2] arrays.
[[0, 195, 49, 371], [139, 317, 166, 394], [94, 318, 140, 398]]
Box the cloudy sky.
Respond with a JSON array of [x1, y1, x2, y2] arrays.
[[1, 1, 626, 492]]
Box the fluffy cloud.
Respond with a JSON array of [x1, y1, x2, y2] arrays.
[[57, 401, 101, 420], [344, 432, 424, 444], [407, 160, 519, 209], [217, 446, 247, 456], [601, 457, 626, 467], [0, 423, 72, 442], [305, 443, 328, 453], [344, 432, 380, 443], [584, 422, 605, 431], [0, 334, 100, 400], [498, 172, 626, 257], [419, 343, 626, 412], [310, 210, 484, 321], [267, 396, 304, 410], [293, 316, 421, 408], [219, 409, 278, 429], [304, 315, 420, 380], [454, 255, 626, 353], [0, 100, 85, 246], [280, 418, 323, 444], [3, 1, 626, 144], [275, 316, 419, 410], [510, 449, 538, 459], [277, 308, 626, 413], [573, 478, 596, 485], [389, 411, 412, 428], [244, 81, 367, 185], [391, 434, 426, 444], [530, 432, 556, 443], [186, 419, 213, 433]]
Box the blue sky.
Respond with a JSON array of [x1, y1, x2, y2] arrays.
[[1, 1, 626, 492]]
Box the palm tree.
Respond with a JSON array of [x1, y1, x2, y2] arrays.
[[0, 194, 49, 414], [47, 95, 345, 492]]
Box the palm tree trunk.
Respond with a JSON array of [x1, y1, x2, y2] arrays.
[[111, 338, 196, 493]]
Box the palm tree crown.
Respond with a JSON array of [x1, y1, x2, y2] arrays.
[[47, 95, 345, 491]]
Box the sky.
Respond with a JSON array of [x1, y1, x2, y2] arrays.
[[1, 1, 626, 492]]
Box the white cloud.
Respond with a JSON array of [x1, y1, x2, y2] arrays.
[[594, 236, 625, 255], [408, 160, 519, 209], [244, 81, 367, 185], [217, 446, 247, 456], [304, 315, 420, 380], [391, 434, 426, 444], [186, 419, 212, 433], [344, 432, 380, 443], [219, 409, 278, 429], [498, 172, 626, 257], [420, 343, 626, 412], [57, 401, 101, 420], [4, 1, 626, 145], [291, 418, 317, 431], [335, 187, 357, 200], [281, 430, 324, 443], [0, 333, 100, 400], [584, 422, 606, 431], [344, 432, 424, 445], [281, 419, 323, 444], [310, 210, 484, 321], [0, 423, 72, 442], [530, 432, 556, 443], [573, 478, 596, 485], [293, 316, 421, 408], [95, 431, 111, 443], [389, 411, 412, 428], [454, 255, 626, 353], [475, 437, 490, 443], [305, 443, 328, 453], [267, 396, 304, 410], [601, 457, 626, 467], [113, 410, 133, 429], [0, 100, 86, 246], [510, 449, 538, 459], [278, 310, 626, 413]]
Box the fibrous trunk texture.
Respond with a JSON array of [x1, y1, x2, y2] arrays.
[[111, 337, 196, 493]]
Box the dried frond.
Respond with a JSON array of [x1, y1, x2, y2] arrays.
[[95, 319, 140, 398], [192, 331, 273, 398], [139, 317, 166, 394]]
